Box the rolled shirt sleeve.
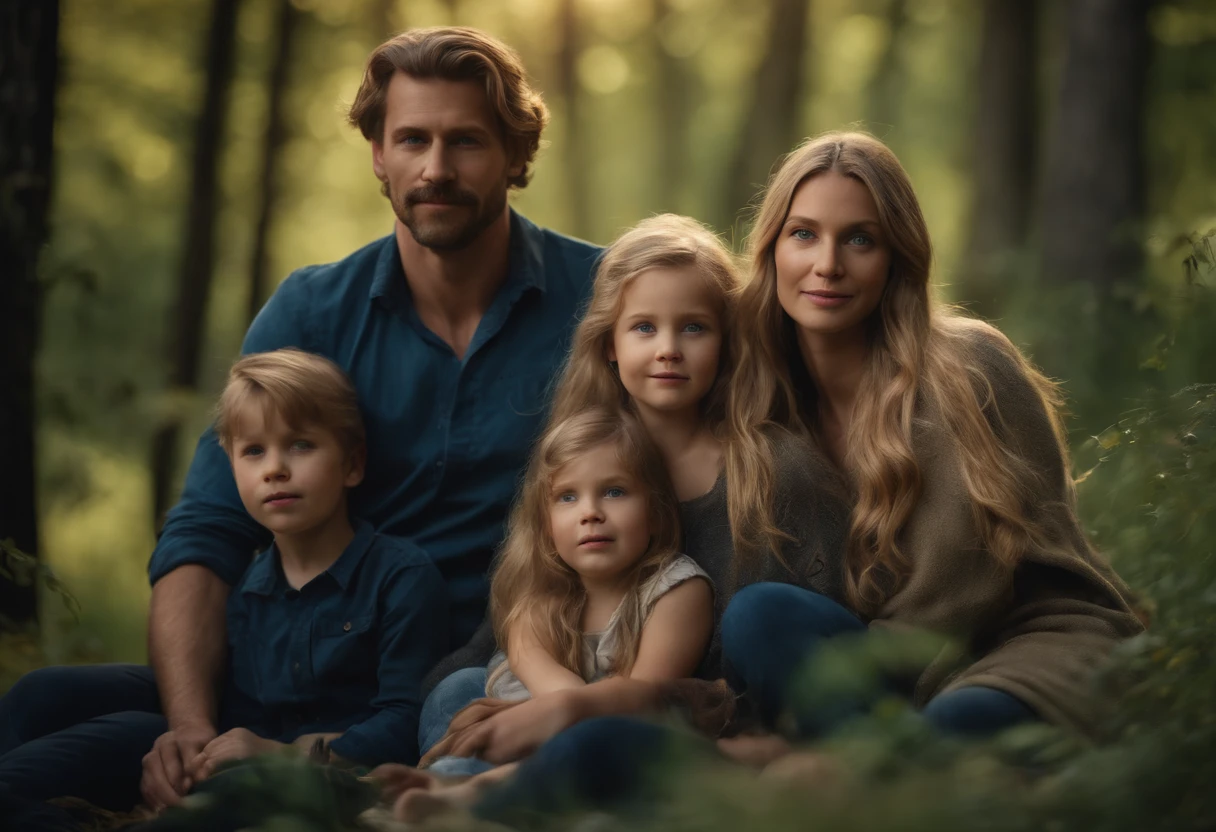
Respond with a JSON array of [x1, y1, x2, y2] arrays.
[[147, 273, 314, 586]]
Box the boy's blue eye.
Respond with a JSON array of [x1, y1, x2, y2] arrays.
[[605, 487, 626, 498], [291, 440, 313, 451], [241, 446, 263, 457], [633, 323, 656, 334]]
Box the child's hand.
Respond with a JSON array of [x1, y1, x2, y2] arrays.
[[192, 727, 283, 780], [444, 689, 580, 764]]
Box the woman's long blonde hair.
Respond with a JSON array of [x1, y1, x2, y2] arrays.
[[728, 131, 1070, 615], [547, 214, 740, 428], [488, 407, 683, 681]]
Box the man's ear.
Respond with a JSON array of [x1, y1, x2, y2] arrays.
[[345, 445, 367, 488], [371, 140, 387, 184], [506, 142, 526, 182]]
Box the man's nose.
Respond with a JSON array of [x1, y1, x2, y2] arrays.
[[421, 144, 454, 182]]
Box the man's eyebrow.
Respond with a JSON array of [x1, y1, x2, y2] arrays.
[[389, 123, 494, 138]]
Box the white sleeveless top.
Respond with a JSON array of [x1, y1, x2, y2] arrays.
[[485, 554, 710, 701]]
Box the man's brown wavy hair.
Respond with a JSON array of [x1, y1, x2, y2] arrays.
[[347, 27, 548, 189]]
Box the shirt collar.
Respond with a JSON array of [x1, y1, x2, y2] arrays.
[[239, 518, 377, 597], [369, 207, 547, 308]]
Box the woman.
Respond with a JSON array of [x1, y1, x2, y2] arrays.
[[721, 130, 1144, 736]]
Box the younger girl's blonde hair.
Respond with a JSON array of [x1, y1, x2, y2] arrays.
[[729, 131, 1069, 615], [488, 406, 682, 683], [547, 214, 741, 428]]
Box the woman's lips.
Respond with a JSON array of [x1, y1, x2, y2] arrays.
[[804, 290, 852, 308]]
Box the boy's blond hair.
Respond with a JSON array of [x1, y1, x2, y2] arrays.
[[215, 348, 365, 456]]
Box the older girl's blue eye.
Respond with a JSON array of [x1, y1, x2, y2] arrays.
[[634, 323, 656, 334], [558, 493, 577, 503], [683, 323, 705, 333], [605, 487, 626, 498]]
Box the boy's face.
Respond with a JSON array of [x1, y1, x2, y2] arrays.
[[227, 404, 364, 538]]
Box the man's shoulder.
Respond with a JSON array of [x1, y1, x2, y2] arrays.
[[520, 214, 602, 293], [364, 532, 442, 580], [275, 234, 394, 300]]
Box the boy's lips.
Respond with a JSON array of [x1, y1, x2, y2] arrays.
[[263, 492, 301, 506]]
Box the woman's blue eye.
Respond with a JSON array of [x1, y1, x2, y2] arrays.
[[793, 229, 814, 241], [683, 322, 705, 333], [605, 487, 626, 498], [634, 323, 656, 334], [849, 233, 873, 246]]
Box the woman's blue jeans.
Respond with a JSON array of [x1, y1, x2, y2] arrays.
[[417, 666, 496, 777], [473, 583, 1037, 821]]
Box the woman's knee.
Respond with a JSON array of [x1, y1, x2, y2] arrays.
[[721, 583, 861, 660], [922, 686, 1037, 737], [418, 667, 489, 753]]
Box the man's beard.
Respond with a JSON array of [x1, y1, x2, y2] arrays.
[[389, 182, 507, 251]]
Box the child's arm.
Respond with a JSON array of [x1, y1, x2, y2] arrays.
[[627, 576, 713, 681], [505, 611, 588, 696]]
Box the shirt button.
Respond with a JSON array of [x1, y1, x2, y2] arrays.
[[343, 621, 352, 632]]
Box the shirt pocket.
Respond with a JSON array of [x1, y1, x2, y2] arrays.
[[311, 614, 378, 686]]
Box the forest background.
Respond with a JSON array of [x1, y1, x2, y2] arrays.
[[1, 0, 1216, 827]]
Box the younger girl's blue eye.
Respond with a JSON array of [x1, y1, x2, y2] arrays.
[[683, 322, 705, 333], [558, 493, 577, 503], [633, 323, 656, 334], [605, 487, 626, 498]]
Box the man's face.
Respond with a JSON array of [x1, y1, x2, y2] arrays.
[[372, 74, 523, 251]]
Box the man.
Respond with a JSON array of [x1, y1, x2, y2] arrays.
[[0, 27, 600, 817]]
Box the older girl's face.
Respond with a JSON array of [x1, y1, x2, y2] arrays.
[[773, 170, 892, 340]]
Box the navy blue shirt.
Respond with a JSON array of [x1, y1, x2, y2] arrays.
[[222, 520, 447, 765], [150, 210, 600, 646]]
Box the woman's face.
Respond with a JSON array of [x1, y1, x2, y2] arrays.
[[773, 170, 892, 341]]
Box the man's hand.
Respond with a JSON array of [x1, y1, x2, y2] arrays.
[[444, 689, 580, 764], [192, 727, 284, 781], [140, 721, 216, 810]]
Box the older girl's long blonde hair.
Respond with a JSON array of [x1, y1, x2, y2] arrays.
[[488, 407, 683, 682], [547, 214, 740, 428], [728, 131, 1070, 615]]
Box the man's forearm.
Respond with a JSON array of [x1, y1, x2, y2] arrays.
[[149, 564, 230, 729]]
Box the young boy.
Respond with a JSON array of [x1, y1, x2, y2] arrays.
[[192, 347, 449, 780]]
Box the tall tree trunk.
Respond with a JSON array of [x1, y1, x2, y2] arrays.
[[962, 0, 1038, 319], [719, 0, 811, 236], [652, 0, 691, 214], [558, 0, 590, 240], [151, 0, 241, 528], [865, 0, 909, 132], [247, 0, 301, 326], [0, 0, 58, 628], [1039, 0, 1151, 291]]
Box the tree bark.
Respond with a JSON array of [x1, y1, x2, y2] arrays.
[[961, 0, 1038, 319], [247, 0, 301, 326], [1038, 0, 1151, 290], [151, 0, 241, 528], [720, 0, 812, 236], [865, 0, 909, 132], [557, 0, 591, 240], [0, 0, 58, 628]]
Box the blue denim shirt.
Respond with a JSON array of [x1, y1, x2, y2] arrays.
[[150, 210, 601, 647], [223, 520, 448, 766]]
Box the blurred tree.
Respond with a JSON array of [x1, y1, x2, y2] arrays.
[[719, 0, 811, 235], [151, 0, 242, 528], [961, 0, 1038, 319], [653, 0, 693, 214], [558, 0, 591, 240], [865, 0, 909, 132], [247, 0, 303, 326], [0, 0, 58, 627], [1039, 0, 1152, 291]]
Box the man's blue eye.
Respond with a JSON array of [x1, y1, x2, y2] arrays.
[[605, 487, 625, 498]]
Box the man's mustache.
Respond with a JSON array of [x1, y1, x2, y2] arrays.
[[405, 186, 478, 206]]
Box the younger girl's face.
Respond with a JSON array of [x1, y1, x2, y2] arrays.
[[607, 265, 723, 419], [774, 170, 891, 341], [548, 441, 651, 587]]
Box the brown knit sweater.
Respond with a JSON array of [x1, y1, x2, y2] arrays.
[[869, 326, 1145, 737]]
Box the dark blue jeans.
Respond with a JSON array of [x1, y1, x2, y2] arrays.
[[474, 583, 1037, 820]]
